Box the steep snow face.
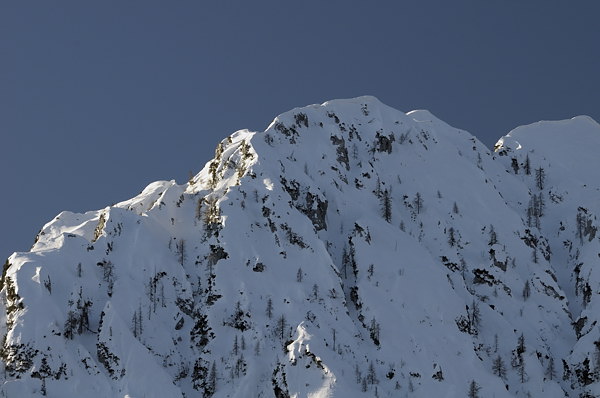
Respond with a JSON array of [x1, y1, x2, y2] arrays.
[[0, 96, 598, 397], [496, 115, 600, 198], [495, 116, 600, 394]]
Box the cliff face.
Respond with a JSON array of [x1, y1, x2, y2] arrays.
[[2, 96, 600, 397]]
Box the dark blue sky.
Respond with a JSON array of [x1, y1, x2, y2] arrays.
[[2, 1, 599, 261]]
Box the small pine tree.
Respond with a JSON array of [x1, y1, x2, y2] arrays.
[[381, 189, 392, 223], [312, 284, 319, 301], [367, 361, 378, 384], [488, 225, 498, 246], [355, 364, 362, 384], [132, 310, 139, 338], [195, 198, 203, 220], [367, 264, 374, 279], [576, 211, 584, 244], [536, 193, 545, 217], [524, 154, 531, 175], [492, 355, 507, 380], [448, 227, 456, 247], [522, 280, 531, 300], [414, 192, 423, 214], [494, 333, 499, 352], [517, 333, 526, 355], [453, 202, 460, 214], [332, 328, 337, 350], [38, 357, 52, 396], [254, 341, 260, 356], [518, 358, 527, 383], [64, 310, 78, 339], [375, 177, 382, 198], [468, 300, 481, 335], [175, 239, 186, 265], [369, 318, 380, 346], [535, 167, 545, 190], [296, 267, 303, 282], [275, 314, 288, 340], [467, 380, 481, 398], [545, 356, 556, 380], [207, 361, 217, 395], [266, 298, 273, 319], [233, 335, 239, 355], [43, 275, 52, 294]]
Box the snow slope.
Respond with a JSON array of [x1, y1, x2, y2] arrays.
[[2, 96, 600, 397]]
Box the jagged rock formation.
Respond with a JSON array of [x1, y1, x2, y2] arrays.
[[2, 96, 600, 397]]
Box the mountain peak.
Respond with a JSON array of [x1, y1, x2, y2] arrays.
[[2, 98, 600, 397]]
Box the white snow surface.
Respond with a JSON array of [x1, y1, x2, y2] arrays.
[[2, 96, 600, 397]]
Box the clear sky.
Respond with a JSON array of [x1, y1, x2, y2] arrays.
[[2, 1, 599, 262]]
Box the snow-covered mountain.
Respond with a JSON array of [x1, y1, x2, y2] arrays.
[[2, 96, 600, 397]]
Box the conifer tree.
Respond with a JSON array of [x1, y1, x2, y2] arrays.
[[518, 358, 527, 383], [266, 298, 273, 319], [545, 356, 556, 380], [367, 361, 378, 384], [535, 167, 545, 190], [488, 225, 498, 246], [207, 361, 217, 396], [492, 355, 507, 380], [233, 335, 239, 355], [468, 300, 481, 335], [524, 154, 531, 175], [522, 280, 531, 300], [414, 192, 423, 214], [175, 239, 186, 266], [369, 318, 381, 346], [275, 314, 287, 340], [381, 189, 392, 222], [467, 380, 481, 398], [448, 227, 456, 247]]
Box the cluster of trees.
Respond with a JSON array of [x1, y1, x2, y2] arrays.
[[527, 194, 545, 229], [192, 360, 217, 397], [511, 334, 528, 383], [230, 335, 247, 380], [147, 271, 167, 313], [97, 259, 114, 297], [131, 305, 143, 338], [227, 301, 251, 332], [376, 183, 425, 223], [64, 287, 92, 339], [369, 318, 381, 346], [576, 207, 597, 244], [356, 362, 379, 393], [456, 301, 481, 336], [195, 196, 221, 236]]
